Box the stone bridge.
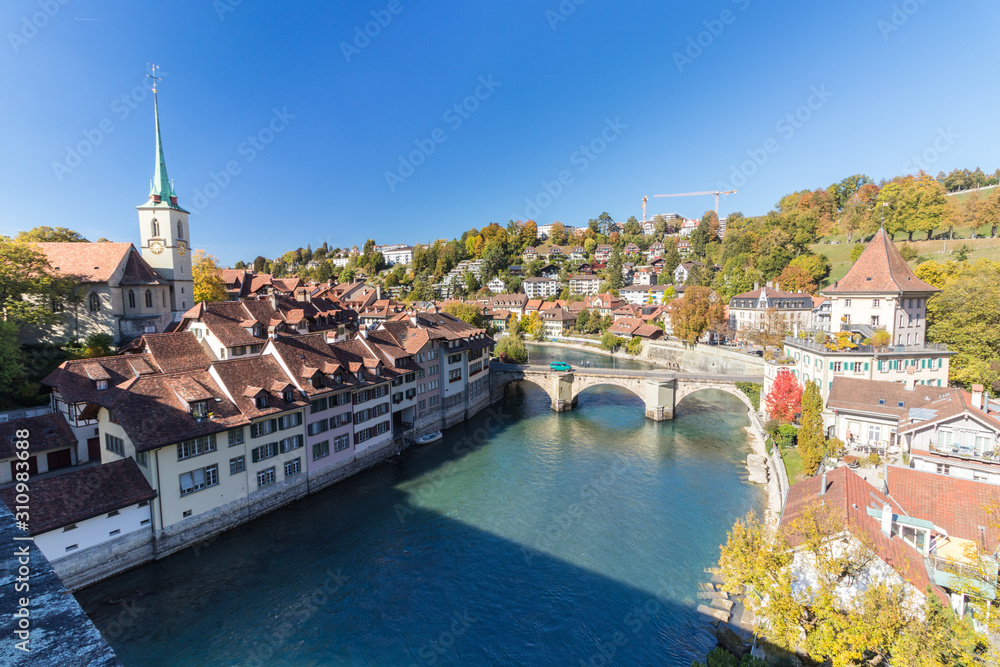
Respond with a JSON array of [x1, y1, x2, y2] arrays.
[[489, 363, 762, 420]]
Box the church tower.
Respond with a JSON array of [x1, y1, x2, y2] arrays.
[[138, 67, 194, 313]]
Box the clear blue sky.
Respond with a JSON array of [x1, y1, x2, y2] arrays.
[[2, 0, 999, 266]]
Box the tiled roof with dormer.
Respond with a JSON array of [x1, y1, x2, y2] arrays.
[[823, 228, 938, 295]]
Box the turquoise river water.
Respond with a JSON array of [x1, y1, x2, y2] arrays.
[[76, 345, 764, 666]]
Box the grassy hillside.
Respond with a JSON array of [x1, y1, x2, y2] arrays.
[[811, 236, 1000, 286], [946, 184, 1000, 205]]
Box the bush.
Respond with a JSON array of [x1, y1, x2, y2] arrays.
[[775, 423, 798, 450], [826, 437, 845, 458], [734, 382, 761, 410], [626, 337, 642, 356], [692, 647, 767, 667], [600, 330, 619, 351], [494, 335, 528, 364]]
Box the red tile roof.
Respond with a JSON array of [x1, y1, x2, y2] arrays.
[[823, 228, 939, 295], [885, 466, 1000, 549], [0, 413, 76, 460], [131, 332, 212, 373], [32, 242, 134, 283], [782, 466, 945, 604], [0, 459, 156, 535]]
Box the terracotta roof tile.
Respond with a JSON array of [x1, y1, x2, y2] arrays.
[[0, 459, 156, 535], [0, 413, 76, 460], [823, 228, 939, 295], [32, 242, 133, 283]]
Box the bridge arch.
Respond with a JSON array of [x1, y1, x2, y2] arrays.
[[674, 383, 756, 416], [490, 373, 555, 405], [569, 378, 646, 405]]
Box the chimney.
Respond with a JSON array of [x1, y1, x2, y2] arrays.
[[376, 285, 382, 301], [270, 293, 278, 310], [296, 289, 306, 303], [972, 384, 984, 411], [819, 470, 827, 496], [881, 503, 893, 537], [753, 281, 759, 290]]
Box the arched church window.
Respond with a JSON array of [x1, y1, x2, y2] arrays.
[[151, 218, 159, 237], [145, 290, 153, 308], [177, 220, 183, 239], [128, 290, 136, 308], [88, 292, 100, 312]]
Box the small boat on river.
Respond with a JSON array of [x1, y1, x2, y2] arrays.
[[414, 431, 443, 446]]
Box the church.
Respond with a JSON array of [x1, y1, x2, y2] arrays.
[[30, 78, 193, 346]]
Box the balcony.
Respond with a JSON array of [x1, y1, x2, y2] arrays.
[[927, 442, 999, 464], [782, 335, 949, 356]]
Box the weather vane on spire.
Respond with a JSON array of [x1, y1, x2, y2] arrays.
[[146, 63, 161, 93]]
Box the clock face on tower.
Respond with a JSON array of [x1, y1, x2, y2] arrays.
[[150, 240, 165, 255], [177, 241, 188, 256]]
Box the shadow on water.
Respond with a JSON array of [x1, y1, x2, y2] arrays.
[[76, 383, 761, 667]]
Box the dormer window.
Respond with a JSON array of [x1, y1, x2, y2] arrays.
[[191, 401, 209, 420], [283, 389, 295, 402], [96, 379, 109, 391], [334, 373, 343, 384], [311, 375, 323, 389], [256, 394, 268, 409]]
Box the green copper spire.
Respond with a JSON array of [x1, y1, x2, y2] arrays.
[[146, 65, 181, 209]]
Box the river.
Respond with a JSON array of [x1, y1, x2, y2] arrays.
[[76, 346, 764, 666]]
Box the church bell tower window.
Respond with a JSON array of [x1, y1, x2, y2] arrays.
[[151, 218, 159, 237]]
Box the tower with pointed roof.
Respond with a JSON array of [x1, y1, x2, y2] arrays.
[[138, 69, 193, 314], [822, 228, 939, 347]]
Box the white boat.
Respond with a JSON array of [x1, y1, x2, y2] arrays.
[[414, 431, 443, 445]]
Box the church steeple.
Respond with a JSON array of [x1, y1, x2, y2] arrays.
[[145, 65, 184, 211]]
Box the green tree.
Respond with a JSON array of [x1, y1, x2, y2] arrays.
[[926, 259, 1000, 391], [81, 332, 114, 359], [548, 222, 568, 246], [0, 321, 24, 404], [524, 311, 545, 341], [0, 238, 75, 326], [494, 335, 527, 364], [878, 173, 949, 241], [253, 255, 268, 273], [16, 226, 89, 243], [798, 381, 825, 476], [600, 330, 619, 351], [605, 247, 624, 292], [444, 302, 485, 329], [850, 244, 865, 262]]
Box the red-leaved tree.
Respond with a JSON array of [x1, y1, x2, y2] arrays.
[[765, 369, 803, 423]]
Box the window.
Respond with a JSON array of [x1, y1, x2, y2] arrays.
[[449, 369, 462, 382], [177, 435, 216, 460], [252, 442, 278, 462], [191, 401, 209, 420], [279, 435, 303, 453], [66, 544, 78, 552], [257, 467, 276, 488], [255, 394, 268, 409], [96, 379, 109, 391], [312, 441, 330, 460], [177, 220, 184, 239], [872, 299, 880, 308], [867, 424, 882, 442], [334, 434, 350, 452], [870, 316, 879, 327], [330, 412, 351, 428], [228, 428, 244, 446], [127, 290, 136, 308], [418, 399, 426, 410], [107, 510, 120, 518], [833, 362, 842, 372], [109, 529, 121, 537], [251, 419, 277, 438], [428, 365, 439, 376], [448, 353, 462, 364], [230, 456, 246, 475], [283, 389, 296, 402], [429, 395, 440, 406], [937, 430, 953, 450], [135, 450, 148, 466], [310, 397, 328, 414], [278, 412, 302, 430], [179, 464, 219, 496], [151, 218, 159, 237], [145, 290, 153, 308], [284, 458, 301, 477], [105, 434, 124, 456], [63, 524, 77, 532], [308, 418, 329, 436], [844, 299, 851, 307], [88, 292, 100, 312], [936, 463, 950, 476]]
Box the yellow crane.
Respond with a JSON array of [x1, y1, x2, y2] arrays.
[[652, 190, 737, 217]]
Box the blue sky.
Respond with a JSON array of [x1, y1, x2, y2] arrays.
[[2, 0, 999, 265]]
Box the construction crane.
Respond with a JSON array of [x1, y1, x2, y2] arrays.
[[652, 190, 737, 217]]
